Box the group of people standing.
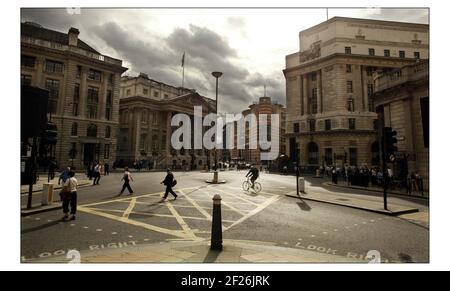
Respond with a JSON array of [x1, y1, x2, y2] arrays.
[[87, 162, 110, 185]]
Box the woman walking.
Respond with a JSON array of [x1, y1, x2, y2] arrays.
[[62, 171, 78, 221], [119, 167, 134, 196]]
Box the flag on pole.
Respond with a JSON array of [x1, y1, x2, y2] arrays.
[[181, 52, 185, 67]]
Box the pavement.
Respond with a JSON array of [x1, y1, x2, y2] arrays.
[[21, 175, 91, 194], [323, 181, 428, 199], [26, 239, 362, 263]]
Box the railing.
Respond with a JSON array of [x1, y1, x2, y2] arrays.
[[22, 36, 122, 66], [374, 60, 428, 92]]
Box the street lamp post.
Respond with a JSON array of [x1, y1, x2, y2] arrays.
[[211, 72, 222, 183]]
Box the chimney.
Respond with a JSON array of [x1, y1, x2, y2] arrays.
[[68, 27, 80, 46]]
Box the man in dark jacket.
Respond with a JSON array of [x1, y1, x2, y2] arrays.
[[161, 168, 178, 200]]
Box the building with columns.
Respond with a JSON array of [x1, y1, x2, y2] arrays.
[[21, 22, 127, 170], [283, 17, 428, 170], [230, 96, 286, 166], [373, 60, 429, 191], [117, 73, 216, 169]]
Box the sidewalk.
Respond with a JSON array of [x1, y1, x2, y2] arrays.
[[21, 175, 91, 216], [286, 188, 419, 216], [26, 239, 362, 263], [323, 181, 428, 199]]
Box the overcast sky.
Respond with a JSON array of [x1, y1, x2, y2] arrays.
[[21, 8, 428, 113]]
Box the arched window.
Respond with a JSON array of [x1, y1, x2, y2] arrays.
[[105, 126, 111, 138], [371, 141, 380, 166], [308, 142, 319, 165], [71, 122, 78, 136], [87, 124, 97, 137]]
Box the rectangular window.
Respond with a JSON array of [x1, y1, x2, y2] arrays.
[[21, 55, 36, 68], [76, 65, 82, 78], [349, 148, 358, 166], [73, 84, 80, 116], [88, 69, 102, 81], [87, 86, 99, 119], [108, 74, 114, 84], [143, 88, 148, 95], [384, 49, 390, 57], [325, 148, 333, 166], [126, 89, 131, 96], [154, 91, 159, 98], [311, 73, 317, 81], [399, 51, 405, 58], [45, 59, 64, 73], [309, 119, 315, 132], [345, 47, 352, 54], [347, 98, 355, 112], [45, 79, 60, 114], [368, 48, 375, 56], [104, 144, 110, 159], [420, 97, 429, 148], [414, 52, 420, 59], [346, 81, 353, 93], [293, 122, 300, 133], [349, 118, 356, 130], [153, 113, 158, 125], [366, 67, 374, 77], [105, 90, 113, 120], [325, 119, 331, 131], [164, 94, 169, 99], [310, 88, 318, 114], [346, 64, 352, 73], [21, 74, 32, 86]]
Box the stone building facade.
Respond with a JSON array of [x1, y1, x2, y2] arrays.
[[117, 73, 216, 170], [373, 60, 429, 191], [21, 22, 127, 170], [230, 96, 286, 165], [283, 17, 429, 170]]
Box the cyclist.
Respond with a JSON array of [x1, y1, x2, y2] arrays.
[[245, 165, 260, 188]]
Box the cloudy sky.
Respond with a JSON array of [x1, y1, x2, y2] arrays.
[[21, 8, 428, 113]]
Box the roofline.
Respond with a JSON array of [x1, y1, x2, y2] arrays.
[[300, 16, 429, 35]]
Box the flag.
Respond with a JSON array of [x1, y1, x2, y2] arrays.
[[181, 52, 185, 68]]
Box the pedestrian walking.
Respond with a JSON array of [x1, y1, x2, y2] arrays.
[[104, 163, 110, 175], [62, 171, 78, 221], [119, 167, 134, 196], [161, 168, 178, 200], [58, 167, 71, 185], [93, 162, 102, 185]]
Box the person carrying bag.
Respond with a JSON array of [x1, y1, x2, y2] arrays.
[[61, 171, 78, 221]]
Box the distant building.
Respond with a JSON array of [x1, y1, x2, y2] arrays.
[[21, 22, 127, 170], [373, 60, 429, 191], [284, 17, 429, 170], [231, 96, 286, 166], [117, 73, 216, 169]]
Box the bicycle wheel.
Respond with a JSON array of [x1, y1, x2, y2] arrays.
[[242, 180, 250, 191], [254, 182, 262, 193]]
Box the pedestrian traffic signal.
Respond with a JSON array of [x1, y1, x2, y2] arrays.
[[384, 127, 398, 158], [44, 122, 58, 145]]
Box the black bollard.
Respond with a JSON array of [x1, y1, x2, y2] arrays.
[[210, 194, 223, 250]]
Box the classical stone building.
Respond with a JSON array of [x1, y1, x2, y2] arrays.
[[230, 96, 286, 165], [373, 60, 429, 191], [21, 22, 127, 170], [283, 17, 429, 170], [117, 73, 216, 169]]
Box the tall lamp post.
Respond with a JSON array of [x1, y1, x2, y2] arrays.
[[211, 71, 222, 183]]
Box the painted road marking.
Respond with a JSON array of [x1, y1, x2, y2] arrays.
[[78, 186, 280, 240]]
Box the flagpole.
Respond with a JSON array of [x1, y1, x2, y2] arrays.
[[182, 65, 185, 88], [181, 52, 185, 88]]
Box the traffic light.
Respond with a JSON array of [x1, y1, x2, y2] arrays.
[[44, 122, 58, 145], [384, 127, 398, 158]]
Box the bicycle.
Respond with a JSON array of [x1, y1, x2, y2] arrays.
[[242, 177, 262, 193]]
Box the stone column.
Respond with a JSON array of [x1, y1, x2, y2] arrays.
[[98, 72, 108, 120], [361, 65, 368, 112], [317, 70, 323, 114], [302, 75, 309, 115], [134, 108, 142, 160], [299, 75, 304, 116], [403, 97, 416, 168], [35, 56, 45, 87], [166, 112, 172, 155], [79, 67, 88, 118]]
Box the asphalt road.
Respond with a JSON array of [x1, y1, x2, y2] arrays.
[[20, 170, 429, 263]]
